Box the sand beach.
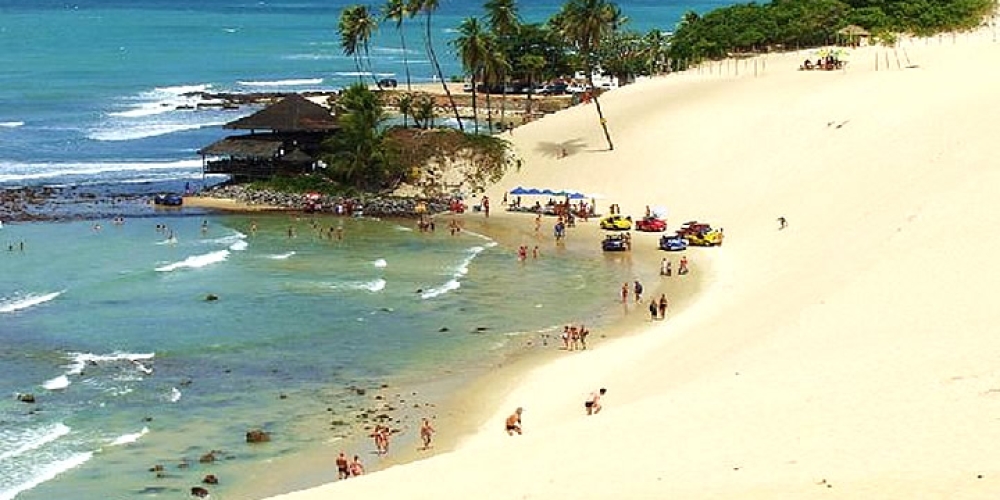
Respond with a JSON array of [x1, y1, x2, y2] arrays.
[[254, 26, 1000, 500]]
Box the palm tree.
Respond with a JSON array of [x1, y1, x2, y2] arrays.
[[557, 0, 622, 150], [483, 0, 519, 133], [482, 45, 510, 133], [323, 84, 387, 188], [339, 5, 380, 88], [453, 17, 490, 134], [484, 0, 521, 38], [339, 6, 364, 82], [397, 93, 413, 127], [407, 0, 463, 131], [518, 53, 545, 122], [383, 0, 413, 91]]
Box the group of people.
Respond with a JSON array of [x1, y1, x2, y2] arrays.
[[622, 280, 644, 303], [336, 418, 436, 479], [648, 294, 669, 320], [559, 324, 591, 351], [517, 245, 539, 261], [660, 255, 690, 276]]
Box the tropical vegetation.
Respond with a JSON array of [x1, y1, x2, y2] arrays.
[[667, 0, 996, 70]]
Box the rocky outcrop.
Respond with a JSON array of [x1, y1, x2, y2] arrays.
[[198, 184, 455, 217], [245, 429, 270, 443]]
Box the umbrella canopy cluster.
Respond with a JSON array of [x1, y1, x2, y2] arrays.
[[509, 186, 592, 199]]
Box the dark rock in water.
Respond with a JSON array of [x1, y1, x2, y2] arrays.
[[143, 416, 154, 422], [17, 393, 35, 404], [438, 327, 449, 332], [138, 486, 169, 495], [279, 393, 287, 399], [204, 294, 219, 301], [475, 326, 489, 332], [354, 387, 366, 396], [202, 474, 219, 485], [191, 486, 210, 498], [199, 451, 219, 463], [245, 429, 270, 443]]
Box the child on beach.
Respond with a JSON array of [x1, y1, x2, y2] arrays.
[[349, 455, 365, 476]]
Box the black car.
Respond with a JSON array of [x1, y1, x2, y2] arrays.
[[378, 78, 398, 89], [602, 234, 629, 252]]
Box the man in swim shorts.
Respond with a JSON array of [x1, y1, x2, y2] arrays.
[[585, 388, 607, 415], [505, 407, 523, 435], [336, 451, 349, 479]]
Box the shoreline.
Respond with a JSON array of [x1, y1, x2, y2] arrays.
[[183, 201, 709, 499]]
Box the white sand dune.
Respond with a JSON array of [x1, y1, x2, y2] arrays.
[[270, 28, 1000, 499]]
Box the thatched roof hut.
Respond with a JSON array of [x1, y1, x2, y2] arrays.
[[224, 94, 338, 133], [198, 94, 338, 181], [837, 25, 871, 47]]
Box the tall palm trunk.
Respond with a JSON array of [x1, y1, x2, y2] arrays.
[[586, 72, 614, 150], [499, 74, 507, 132], [470, 69, 480, 134], [485, 83, 493, 134], [425, 11, 463, 131], [399, 31, 413, 91]]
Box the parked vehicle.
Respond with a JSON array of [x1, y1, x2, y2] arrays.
[[686, 229, 724, 246], [600, 215, 632, 231], [377, 78, 398, 89], [659, 234, 688, 251], [635, 216, 667, 232], [153, 193, 183, 206], [602, 233, 629, 252]]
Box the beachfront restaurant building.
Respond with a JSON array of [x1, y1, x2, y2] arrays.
[[198, 94, 338, 182]]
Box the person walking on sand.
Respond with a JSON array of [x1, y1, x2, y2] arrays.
[[648, 300, 657, 320], [336, 452, 350, 480], [633, 280, 644, 303], [658, 294, 668, 319], [483, 196, 490, 218], [585, 388, 607, 415], [505, 407, 523, 435], [678, 255, 689, 276], [621, 282, 629, 303], [777, 216, 787, 230], [420, 418, 435, 450], [579, 325, 590, 350]]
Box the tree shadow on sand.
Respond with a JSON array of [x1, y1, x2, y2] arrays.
[[536, 138, 591, 159]]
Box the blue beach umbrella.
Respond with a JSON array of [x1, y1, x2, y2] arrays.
[[509, 186, 529, 195], [568, 192, 587, 200], [525, 188, 542, 195]]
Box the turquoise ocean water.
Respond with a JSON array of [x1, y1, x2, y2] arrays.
[[0, 1, 734, 498]]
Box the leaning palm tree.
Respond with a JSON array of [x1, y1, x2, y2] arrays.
[[557, 0, 622, 150], [383, 0, 413, 91], [338, 6, 365, 82], [339, 5, 381, 88], [407, 0, 463, 131], [453, 17, 490, 134], [397, 93, 413, 127]]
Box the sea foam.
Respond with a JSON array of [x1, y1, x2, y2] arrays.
[[108, 427, 149, 447], [268, 251, 296, 260], [42, 375, 71, 391], [421, 245, 489, 299], [0, 452, 94, 500], [0, 291, 63, 314], [0, 423, 71, 462], [156, 250, 229, 272], [65, 352, 155, 376], [0, 121, 24, 128]]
